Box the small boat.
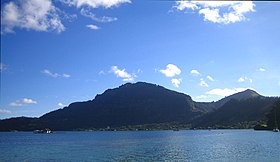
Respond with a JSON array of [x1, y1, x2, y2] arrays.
[[273, 128, 279, 132], [33, 128, 53, 134]]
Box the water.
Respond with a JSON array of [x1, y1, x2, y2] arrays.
[[0, 130, 279, 162]]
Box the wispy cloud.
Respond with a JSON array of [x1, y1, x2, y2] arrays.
[[137, 69, 143, 73], [174, 1, 255, 24], [238, 77, 245, 82], [238, 76, 252, 83], [171, 78, 182, 88], [190, 69, 201, 76], [160, 64, 181, 77], [0, 109, 12, 114], [42, 69, 70, 78], [60, 0, 131, 9], [62, 73, 71, 78], [98, 70, 105, 75], [0, 63, 7, 72], [1, 0, 65, 34], [206, 88, 249, 97], [10, 98, 37, 107], [196, 95, 208, 100], [86, 24, 100, 30], [42, 69, 59, 78], [207, 75, 215, 82], [199, 78, 209, 87], [111, 66, 135, 82], [258, 68, 266, 72], [58, 102, 67, 107], [81, 8, 117, 22]]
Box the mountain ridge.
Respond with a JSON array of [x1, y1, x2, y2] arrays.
[[0, 82, 278, 131], [216, 89, 261, 106]]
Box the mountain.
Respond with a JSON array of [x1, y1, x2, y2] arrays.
[[193, 97, 277, 128], [217, 89, 261, 106], [0, 82, 202, 131], [194, 89, 261, 113], [0, 117, 38, 131], [38, 82, 201, 130], [193, 89, 277, 128], [0, 82, 278, 131]]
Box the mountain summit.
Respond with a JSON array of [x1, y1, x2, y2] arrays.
[[226, 89, 260, 100], [0, 82, 278, 131], [217, 89, 261, 106], [37, 82, 200, 130]]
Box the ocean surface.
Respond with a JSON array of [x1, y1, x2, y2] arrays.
[[0, 130, 279, 162]]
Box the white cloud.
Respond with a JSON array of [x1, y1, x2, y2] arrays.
[[0, 63, 6, 72], [10, 98, 37, 107], [199, 78, 209, 87], [258, 68, 266, 72], [190, 69, 201, 76], [137, 69, 143, 73], [278, 81, 280, 87], [111, 66, 135, 82], [175, 1, 199, 10], [42, 69, 59, 78], [0, 109, 12, 114], [206, 88, 248, 97], [98, 70, 105, 75], [58, 102, 67, 107], [199, 8, 221, 23], [238, 76, 252, 83], [22, 98, 37, 104], [86, 24, 100, 30], [60, 0, 131, 9], [238, 77, 246, 82], [62, 73, 71, 78], [10, 103, 23, 107], [160, 64, 181, 77], [207, 75, 215, 82], [171, 78, 182, 88], [196, 95, 208, 99], [80, 8, 117, 22], [174, 1, 255, 24], [42, 69, 70, 78], [1, 0, 65, 34]]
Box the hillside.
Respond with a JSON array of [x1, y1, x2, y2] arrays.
[[0, 82, 201, 131], [194, 89, 261, 113], [0, 82, 278, 131], [38, 82, 201, 130], [193, 97, 277, 128]]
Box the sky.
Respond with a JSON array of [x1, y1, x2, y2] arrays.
[[1, 0, 280, 119]]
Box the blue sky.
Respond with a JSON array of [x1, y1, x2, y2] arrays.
[[1, 0, 280, 119]]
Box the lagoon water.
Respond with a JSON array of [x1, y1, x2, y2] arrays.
[[0, 130, 279, 162]]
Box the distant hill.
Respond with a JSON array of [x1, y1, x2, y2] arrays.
[[0, 82, 278, 131], [194, 89, 261, 113], [193, 89, 277, 128], [217, 89, 261, 106], [193, 97, 277, 128]]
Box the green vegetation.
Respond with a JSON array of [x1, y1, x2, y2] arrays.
[[0, 82, 279, 131], [254, 99, 280, 130]]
